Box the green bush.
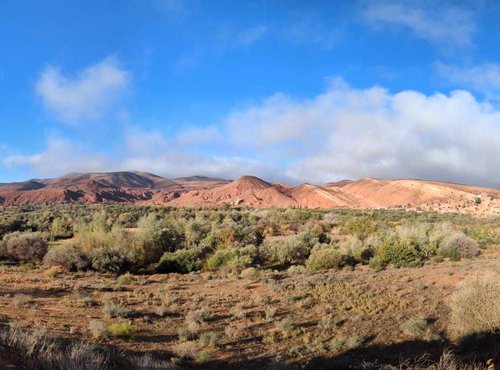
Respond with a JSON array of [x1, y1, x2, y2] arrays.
[[206, 249, 237, 271], [90, 248, 127, 273], [305, 244, 344, 271], [368, 255, 385, 271], [263, 230, 317, 266], [375, 237, 419, 268], [136, 213, 183, 254], [74, 225, 128, 255], [107, 322, 136, 338], [185, 220, 210, 248], [464, 226, 499, 248], [157, 248, 203, 273], [211, 221, 264, 249], [206, 246, 256, 271], [342, 216, 378, 240], [43, 245, 89, 271], [338, 236, 373, 264], [50, 216, 73, 239]]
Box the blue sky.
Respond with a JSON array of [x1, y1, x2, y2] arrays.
[[2, 0, 500, 186]]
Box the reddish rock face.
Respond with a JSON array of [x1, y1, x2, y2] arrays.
[[0, 172, 229, 206], [1, 171, 499, 216]]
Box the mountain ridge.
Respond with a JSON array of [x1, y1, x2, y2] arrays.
[[1, 171, 499, 216]]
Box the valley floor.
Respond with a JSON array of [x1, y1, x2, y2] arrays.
[[0, 245, 498, 369]]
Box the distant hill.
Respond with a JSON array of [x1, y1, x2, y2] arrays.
[[0, 171, 228, 206], [1, 172, 500, 216]]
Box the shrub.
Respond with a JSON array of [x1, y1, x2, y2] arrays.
[[185, 220, 210, 248], [186, 308, 211, 324], [43, 245, 89, 271], [199, 332, 220, 347], [263, 232, 316, 266], [438, 233, 480, 261], [344, 335, 368, 350], [0, 326, 129, 369], [449, 275, 500, 336], [428, 222, 454, 249], [90, 248, 127, 273], [2, 232, 48, 263], [157, 248, 203, 273], [338, 236, 372, 264], [178, 327, 198, 341], [50, 216, 72, 239], [329, 335, 368, 352], [103, 302, 132, 318], [398, 223, 430, 245], [88, 320, 108, 340], [195, 350, 213, 363], [400, 317, 429, 337], [206, 249, 237, 271], [134, 214, 183, 263], [116, 272, 135, 285], [276, 318, 294, 334], [464, 226, 500, 248], [172, 340, 203, 360], [211, 221, 264, 249], [240, 267, 259, 279], [375, 237, 419, 268], [318, 315, 336, 331], [264, 307, 277, 322], [342, 217, 378, 240], [74, 226, 120, 253], [107, 322, 136, 338], [368, 255, 385, 271], [306, 244, 344, 271], [206, 248, 254, 272]]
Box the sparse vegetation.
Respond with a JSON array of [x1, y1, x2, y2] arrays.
[[0, 205, 498, 368]]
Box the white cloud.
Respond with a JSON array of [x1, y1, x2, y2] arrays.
[[8, 78, 500, 187], [362, 2, 476, 48], [3, 137, 114, 175], [224, 79, 500, 187], [121, 127, 276, 179], [36, 57, 130, 125], [435, 62, 500, 97], [1, 126, 275, 181]]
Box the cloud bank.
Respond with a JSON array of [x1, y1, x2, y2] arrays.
[[6, 79, 500, 187], [224, 79, 500, 186]]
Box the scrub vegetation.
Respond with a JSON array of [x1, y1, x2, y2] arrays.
[[0, 204, 498, 369]]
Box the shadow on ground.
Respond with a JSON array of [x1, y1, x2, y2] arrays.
[[199, 332, 499, 370]]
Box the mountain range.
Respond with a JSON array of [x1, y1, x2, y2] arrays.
[[1, 171, 499, 216]]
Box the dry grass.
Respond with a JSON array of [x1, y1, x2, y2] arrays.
[[449, 273, 500, 336], [0, 245, 498, 369]]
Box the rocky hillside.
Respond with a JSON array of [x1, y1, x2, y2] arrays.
[[2, 172, 500, 216]]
